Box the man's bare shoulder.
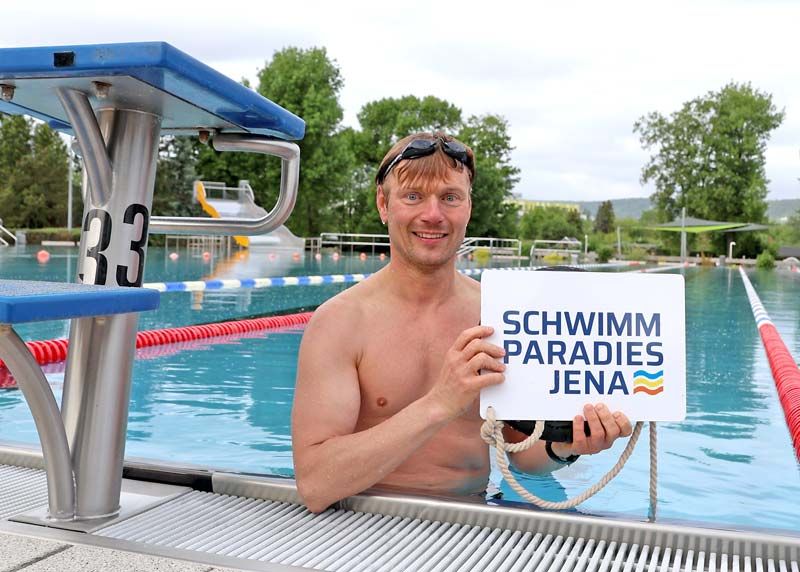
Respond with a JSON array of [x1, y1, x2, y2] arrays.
[[304, 272, 383, 339], [458, 271, 482, 299]]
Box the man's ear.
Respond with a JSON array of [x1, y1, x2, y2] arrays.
[[376, 184, 388, 224]]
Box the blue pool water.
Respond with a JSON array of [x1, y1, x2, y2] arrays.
[[1, 246, 799, 532]]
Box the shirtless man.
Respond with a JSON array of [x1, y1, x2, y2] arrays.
[[292, 132, 633, 513]]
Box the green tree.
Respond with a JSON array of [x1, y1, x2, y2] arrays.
[[257, 47, 353, 237], [152, 136, 201, 217], [519, 206, 583, 241], [0, 114, 31, 182], [594, 200, 615, 233], [634, 82, 783, 226], [196, 46, 353, 237], [457, 114, 520, 237], [781, 210, 800, 245], [354, 95, 462, 167], [0, 115, 68, 228]]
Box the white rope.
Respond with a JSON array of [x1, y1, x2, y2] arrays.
[[648, 420, 657, 521], [480, 406, 658, 517]]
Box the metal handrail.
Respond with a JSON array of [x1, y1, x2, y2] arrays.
[[320, 232, 391, 242], [529, 238, 581, 261], [150, 134, 300, 235], [0, 223, 15, 245], [57, 89, 112, 207], [0, 325, 74, 519], [197, 180, 256, 203], [457, 237, 521, 257]]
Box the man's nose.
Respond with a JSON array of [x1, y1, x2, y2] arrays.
[[420, 196, 444, 222]]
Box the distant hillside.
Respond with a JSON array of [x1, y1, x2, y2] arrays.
[[532, 197, 799, 222], [573, 198, 653, 220], [767, 199, 800, 222]]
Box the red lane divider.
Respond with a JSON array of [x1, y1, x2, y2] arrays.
[[0, 311, 314, 389], [759, 324, 800, 460]]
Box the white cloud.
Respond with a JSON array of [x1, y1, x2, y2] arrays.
[[1, 0, 797, 201]]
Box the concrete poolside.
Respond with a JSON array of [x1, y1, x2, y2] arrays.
[[1, 449, 798, 572], [0, 530, 247, 572]]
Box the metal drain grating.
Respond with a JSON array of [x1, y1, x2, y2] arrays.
[[0, 464, 48, 520], [96, 490, 800, 572]]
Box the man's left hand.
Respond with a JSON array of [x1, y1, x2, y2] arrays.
[[551, 404, 633, 458]]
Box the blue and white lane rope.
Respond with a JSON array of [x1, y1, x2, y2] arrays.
[[144, 269, 484, 292], [143, 262, 667, 293], [739, 266, 774, 328]]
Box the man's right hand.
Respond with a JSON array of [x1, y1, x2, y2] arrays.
[[425, 325, 506, 421]]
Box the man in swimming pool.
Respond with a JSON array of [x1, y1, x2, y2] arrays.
[[292, 132, 633, 513]]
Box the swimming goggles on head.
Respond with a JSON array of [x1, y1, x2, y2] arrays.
[[375, 137, 474, 184]]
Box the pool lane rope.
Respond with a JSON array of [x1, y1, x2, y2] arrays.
[[739, 267, 800, 459], [0, 311, 313, 385], [142, 262, 646, 293], [480, 409, 658, 520]]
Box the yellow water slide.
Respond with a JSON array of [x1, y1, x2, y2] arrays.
[[194, 180, 250, 248]]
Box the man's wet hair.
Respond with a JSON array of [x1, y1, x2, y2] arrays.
[[376, 131, 475, 194]]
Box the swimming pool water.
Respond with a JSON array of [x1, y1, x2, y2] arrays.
[[1, 246, 799, 532]]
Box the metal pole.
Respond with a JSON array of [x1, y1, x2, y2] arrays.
[[617, 226, 622, 258], [61, 107, 162, 519], [0, 325, 75, 520], [67, 142, 74, 230], [680, 207, 687, 264]]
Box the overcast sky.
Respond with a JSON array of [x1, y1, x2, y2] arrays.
[[3, 0, 798, 202]]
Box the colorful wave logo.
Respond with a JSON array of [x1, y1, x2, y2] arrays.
[[633, 369, 663, 395]]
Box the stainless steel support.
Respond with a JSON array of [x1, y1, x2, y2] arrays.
[[0, 326, 74, 520], [56, 89, 112, 207], [149, 134, 299, 235], [61, 105, 162, 520]]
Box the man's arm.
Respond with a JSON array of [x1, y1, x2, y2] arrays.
[[292, 306, 505, 513], [502, 404, 633, 474]]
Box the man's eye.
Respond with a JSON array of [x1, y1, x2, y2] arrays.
[[406, 193, 419, 201], [444, 194, 459, 202]]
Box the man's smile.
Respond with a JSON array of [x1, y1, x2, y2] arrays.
[[412, 231, 448, 240]]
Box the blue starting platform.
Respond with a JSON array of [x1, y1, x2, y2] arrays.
[[0, 42, 305, 140], [0, 41, 303, 525], [0, 280, 159, 324]]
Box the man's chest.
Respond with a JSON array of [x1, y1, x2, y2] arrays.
[[356, 312, 478, 417]]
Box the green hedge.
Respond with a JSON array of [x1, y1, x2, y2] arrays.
[[20, 227, 167, 247], [20, 228, 82, 245], [756, 251, 775, 269]]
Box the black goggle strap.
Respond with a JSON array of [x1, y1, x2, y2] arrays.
[[377, 138, 470, 183]]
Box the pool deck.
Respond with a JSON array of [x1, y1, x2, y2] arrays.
[[1, 449, 799, 572], [0, 529, 245, 572]]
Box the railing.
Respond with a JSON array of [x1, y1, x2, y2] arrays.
[[0, 221, 16, 246], [318, 233, 522, 260], [529, 237, 582, 266], [305, 236, 321, 255], [198, 180, 255, 202], [164, 234, 234, 258], [457, 237, 521, 259], [319, 232, 391, 256]]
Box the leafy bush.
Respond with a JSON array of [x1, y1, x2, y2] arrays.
[[21, 227, 82, 244], [756, 251, 775, 269], [542, 252, 567, 265], [473, 247, 491, 265], [597, 245, 614, 263], [626, 246, 647, 261]]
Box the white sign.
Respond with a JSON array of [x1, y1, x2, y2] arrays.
[[480, 270, 686, 422]]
